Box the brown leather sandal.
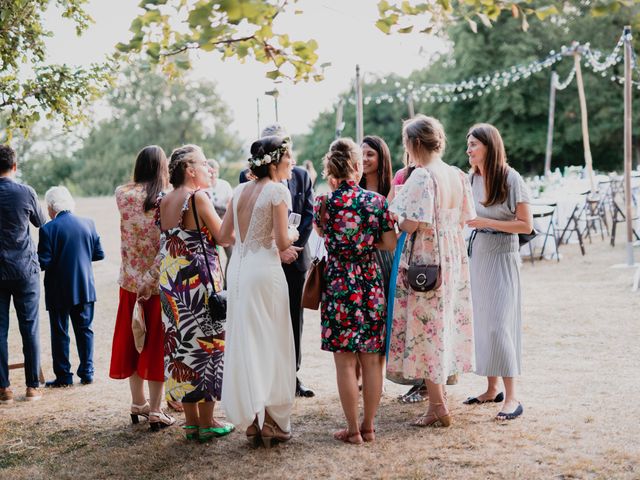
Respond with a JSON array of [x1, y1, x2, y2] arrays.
[[412, 403, 451, 428], [333, 429, 364, 445]]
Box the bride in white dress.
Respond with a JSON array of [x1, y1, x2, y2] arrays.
[[219, 136, 297, 448]]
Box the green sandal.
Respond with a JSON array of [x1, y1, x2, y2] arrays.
[[183, 425, 199, 441], [198, 423, 235, 443]]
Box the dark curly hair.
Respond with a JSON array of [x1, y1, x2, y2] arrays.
[[0, 145, 16, 173], [248, 136, 289, 179]]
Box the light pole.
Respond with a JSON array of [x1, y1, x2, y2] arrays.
[[265, 89, 279, 122]]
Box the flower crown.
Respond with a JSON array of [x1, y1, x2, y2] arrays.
[[248, 139, 290, 168]]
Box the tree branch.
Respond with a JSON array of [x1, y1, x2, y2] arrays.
[[163, 35, 256, 57]]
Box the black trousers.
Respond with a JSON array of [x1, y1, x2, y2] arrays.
[[282, 264, 306, 372]]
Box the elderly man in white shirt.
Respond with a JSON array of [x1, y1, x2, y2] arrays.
[[206, 159, 233, 218]]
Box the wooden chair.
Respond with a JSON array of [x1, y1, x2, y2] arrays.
[[8, 362, 45, 384]]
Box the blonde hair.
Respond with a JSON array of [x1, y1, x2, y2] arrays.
[[402, 114, 446, 164], [323, 138, 361, 180]]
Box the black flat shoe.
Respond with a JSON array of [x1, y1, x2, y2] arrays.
[[463, 392, 504, 405], [495, 403, 524, 421], [44, 379, 72, 388], [295, 381, 315, 398]]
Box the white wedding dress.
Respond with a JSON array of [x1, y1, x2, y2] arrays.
[[221, 181, 296, 432]]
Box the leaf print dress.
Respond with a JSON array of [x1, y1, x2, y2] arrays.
[[313, 180, 395, 354], [386, 168, 476, 385], [157, 191, 225, 403]]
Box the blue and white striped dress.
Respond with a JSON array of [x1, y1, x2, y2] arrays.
[[468, 168, 530, 377]]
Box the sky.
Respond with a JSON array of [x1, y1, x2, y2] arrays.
[[45, 0, 448, 143]]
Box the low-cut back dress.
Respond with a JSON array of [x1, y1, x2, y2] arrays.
[[221, 181, 296, 432]]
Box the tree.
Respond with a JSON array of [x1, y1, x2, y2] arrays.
[[0, 0, 114, 139], [19, 65, 244, 195], [298, 5, 640, 175], [117, 0, 326, 83], [376, 0, 640, 36]]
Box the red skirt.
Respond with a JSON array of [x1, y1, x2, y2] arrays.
[[109, 288, 164, 382]]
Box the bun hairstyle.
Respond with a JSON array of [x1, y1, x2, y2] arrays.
[[467, 123, 509, 207], [323, 137, 361, 180], [402, 114, 446, 163], [248, 135, 289, 179], [168, 144, 203, 188]]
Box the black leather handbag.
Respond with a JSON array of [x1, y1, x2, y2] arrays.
[[191, 195, 227, 333], [406, 177, 442, 293]]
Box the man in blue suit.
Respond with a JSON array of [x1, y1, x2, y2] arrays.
[[38, 186, 105, 387], [240, 124, 316, 397]]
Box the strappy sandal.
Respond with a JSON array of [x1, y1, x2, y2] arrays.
[[199, 422, 235, 443], [149, 410, 176, 432], [359, 426, 376, 443], [261, 421, 292, 448], [246, 418, 261, 447], [412, 403, 451, 428], [130, 402, 150, 424], [183, 425, 198, 441], [333, 429, 363, 445]]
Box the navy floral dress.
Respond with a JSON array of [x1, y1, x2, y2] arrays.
[[314, 180, 395, 353]]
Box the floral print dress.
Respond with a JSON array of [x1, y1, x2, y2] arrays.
[[386, 168, 476, 385], [314, 180, 394, 353], [156, 191, 225, 403]]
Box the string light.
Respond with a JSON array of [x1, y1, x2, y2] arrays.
[[341, 29, 640, 105]]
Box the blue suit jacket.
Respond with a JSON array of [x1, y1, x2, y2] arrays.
[[239, 166, 314, 271], [37, 211, 105, 311]]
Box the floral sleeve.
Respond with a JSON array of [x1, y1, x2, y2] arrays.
[[313, 193, 329, 232], [389, 168, 435, 224], [380, 198, 395, 233]]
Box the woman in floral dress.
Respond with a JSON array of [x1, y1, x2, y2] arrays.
[[314, 138, 396, 445], [387, 115, 476, 428], [155, 144, 234, 442]]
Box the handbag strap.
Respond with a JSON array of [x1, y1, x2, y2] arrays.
[[407, 173, 442, 267], [190, 193, 221, 294]]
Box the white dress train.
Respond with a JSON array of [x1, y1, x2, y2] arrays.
[[221, 181, 296, 432]]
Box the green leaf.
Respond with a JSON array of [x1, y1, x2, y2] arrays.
[[376, 19, 392, 34], [534, 5, 559, 21], [266, 70, 280, 80], [398, 25, 414, 33]]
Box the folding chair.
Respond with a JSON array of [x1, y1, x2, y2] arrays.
[[559, 201, 587, 256], [610, 198, 640, 247], [582, 195, 609, 242], [533, 203, 560, 262]]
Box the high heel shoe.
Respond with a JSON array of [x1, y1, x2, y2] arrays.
[[412, 403, 452, 428], [246, 418, 261, 447], [261, 421, 292, 448], [130, 402, 150, 424], [149, 410, 176, 432]]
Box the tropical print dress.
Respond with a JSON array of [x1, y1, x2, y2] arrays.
[[386, 168, 476, 385], [156, 191, 225, 403], [313, 180, 395, 353]]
